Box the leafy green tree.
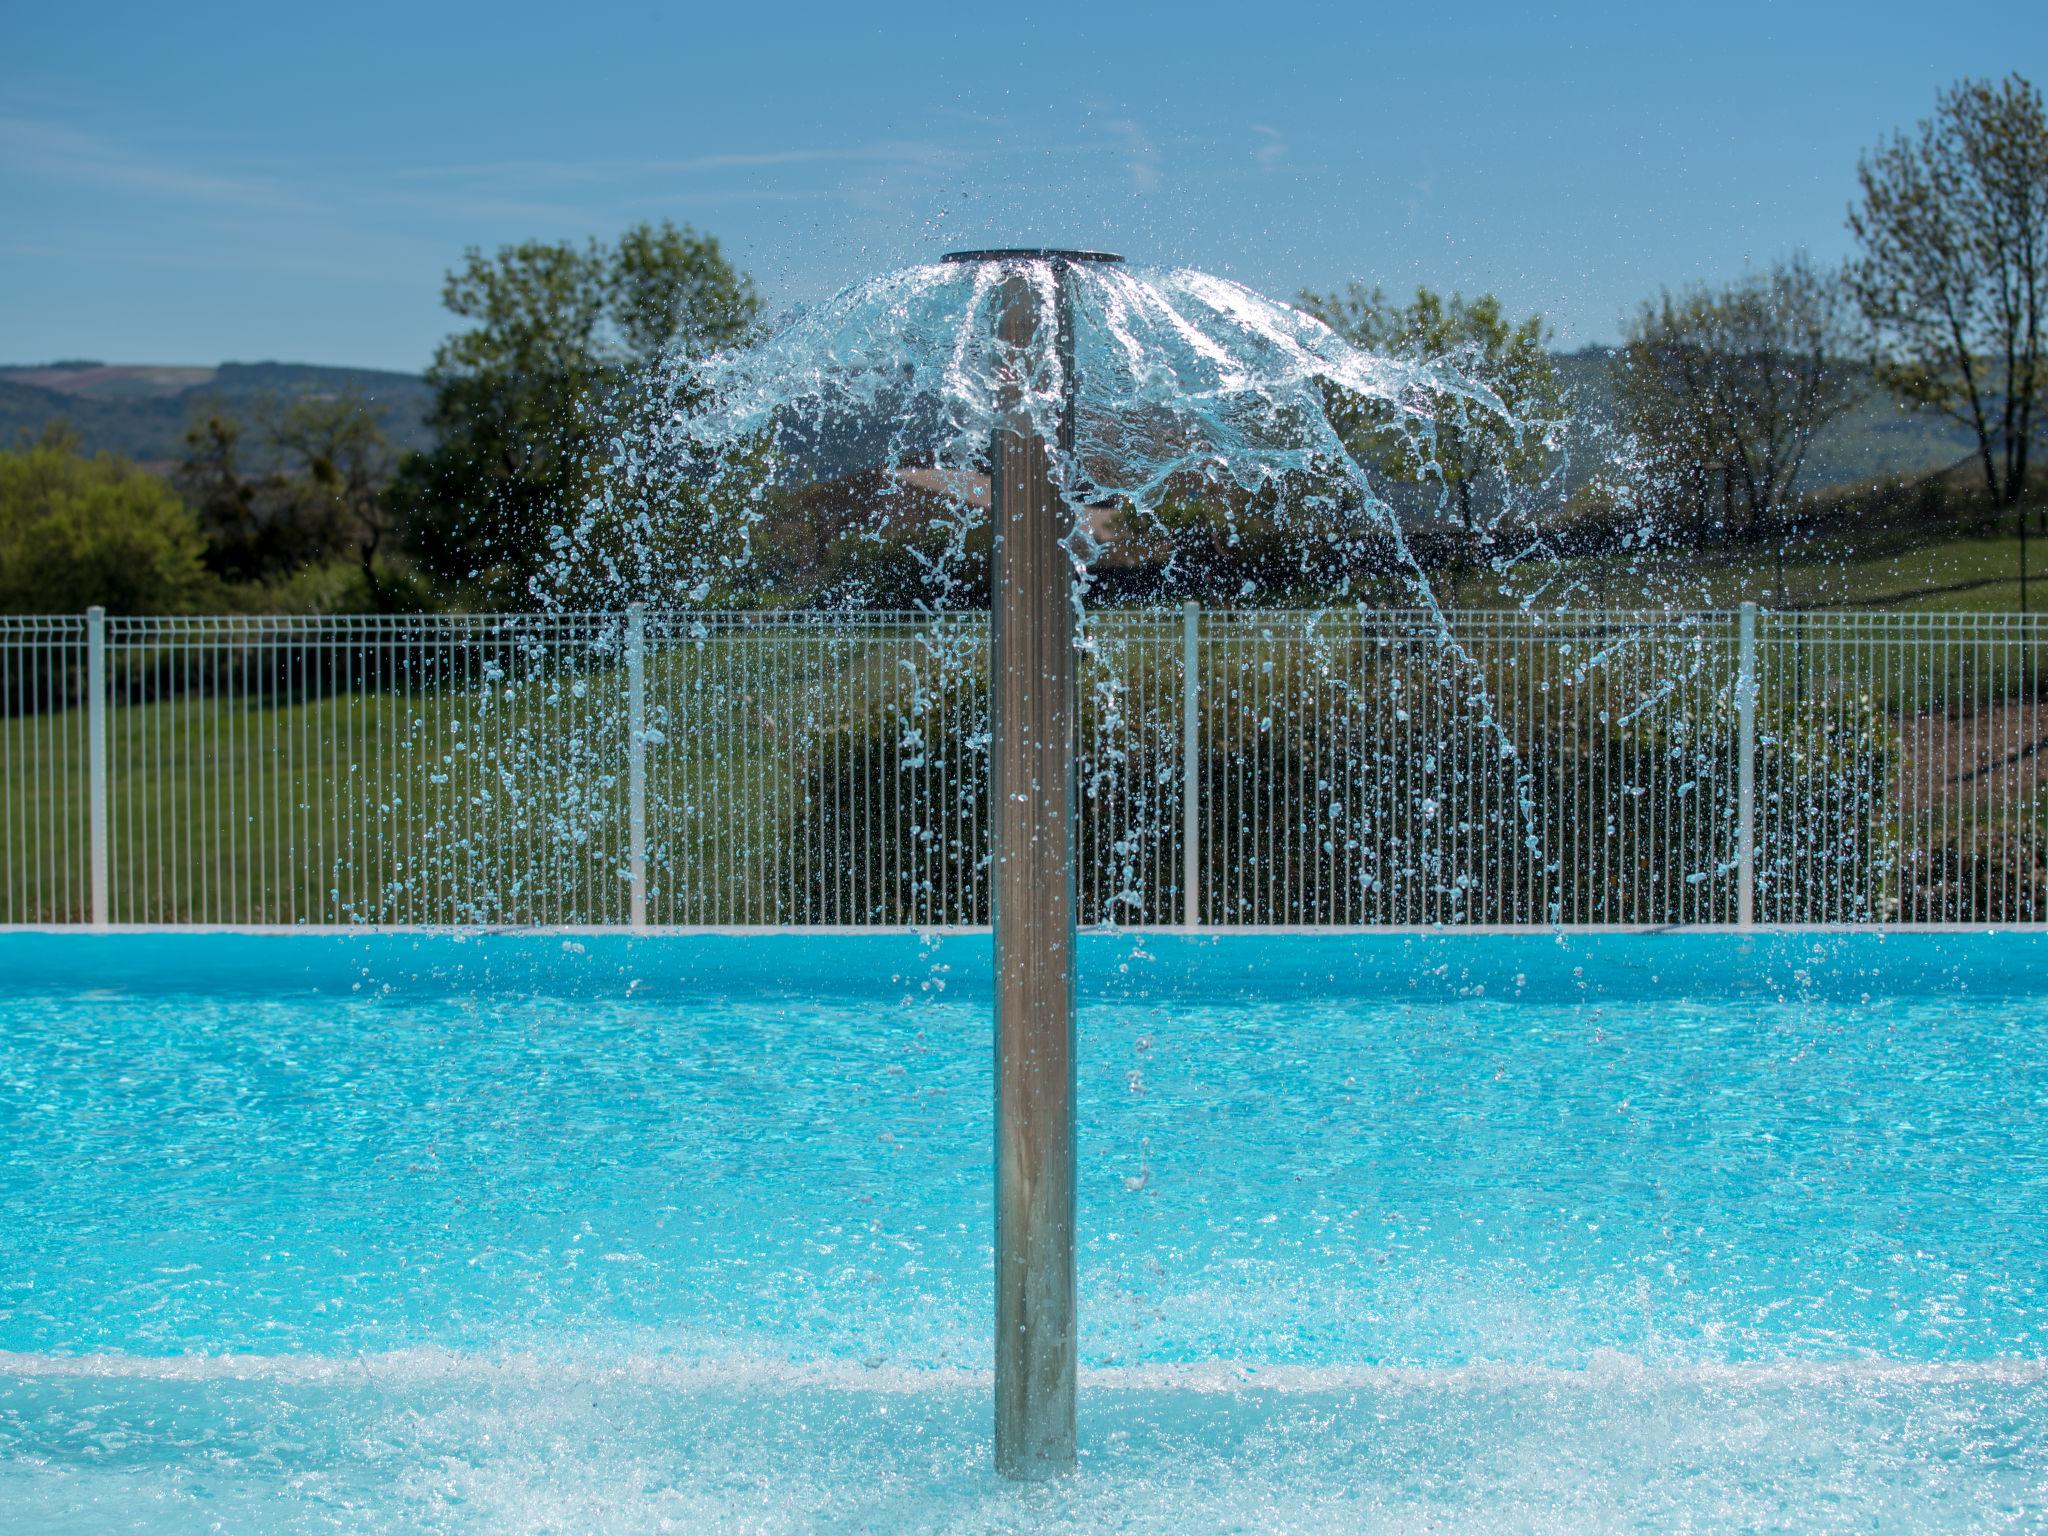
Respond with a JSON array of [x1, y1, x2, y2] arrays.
[[1848, 73, 2047, 510], [393, 222, 762, 607], [174, 410, 344, 584], [1298, 285, 1562, 540], [0, 426, 210, 613], [268, 394, 410, 608], [1614, 255, 1858, 550], [174, 412, 260, 575]]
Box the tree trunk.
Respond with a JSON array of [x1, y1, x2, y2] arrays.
[[359, 523, 392, 613], [2015, 411, 2034, 506]]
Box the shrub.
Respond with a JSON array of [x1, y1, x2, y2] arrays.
[[1900, 826, 2047, 922], [0, 434, 210, 614], [1755, 687, 1898, 921], [780, 626, 1916, 926]]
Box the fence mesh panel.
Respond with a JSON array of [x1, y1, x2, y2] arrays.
[[1, 616, 90, 925], [3, 608, 2043, 927]]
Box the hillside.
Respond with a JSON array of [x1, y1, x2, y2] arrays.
[[1550, 347, 1977, 492], [0, 361, 435, 470], [2, 351, 1978, 496]]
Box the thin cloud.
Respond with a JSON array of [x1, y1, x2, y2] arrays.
[[1106, 119, 1160, 194], [396, 141, 952, 184], [642, 188, 823, 208], [0, 115, 312, 212], [1250, 124, 1288, 168]]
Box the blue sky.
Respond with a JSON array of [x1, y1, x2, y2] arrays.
[[4, 1, 2042, 371]]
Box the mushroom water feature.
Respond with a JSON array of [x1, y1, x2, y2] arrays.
[[13, 255, 2048, 1530], [4, 246, 2048, 1531], [555, 250, 1569, 1481]]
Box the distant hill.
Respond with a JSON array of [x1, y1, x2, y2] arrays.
[[2, 350, 1977, 496], [1551, 347, 1977, 494], [0, 361, 435, 471]]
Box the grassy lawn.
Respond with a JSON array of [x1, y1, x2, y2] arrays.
[[1, 636, 951, 926], [1588, 524, 2048, 614], [1451, 488, 2048, 616]]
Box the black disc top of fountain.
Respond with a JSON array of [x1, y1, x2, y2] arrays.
[[941, 249, 1124, 265]]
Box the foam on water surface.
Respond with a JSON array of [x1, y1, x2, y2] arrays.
[[4, 1349, 2044, 1533]]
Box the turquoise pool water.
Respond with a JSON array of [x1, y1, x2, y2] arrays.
[[1, 932, 2044, 1532]]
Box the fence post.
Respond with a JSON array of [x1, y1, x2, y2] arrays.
[[1182, 599, 1200, 930], [626, 603, 648, 930], [86, 606, 109, 928], [1737, 601, 1758, 930]]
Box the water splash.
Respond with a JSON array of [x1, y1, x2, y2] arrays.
[[551, 259, 1557, 618], [510, 262, 1589, 923], [361, 261, 1772, 928]]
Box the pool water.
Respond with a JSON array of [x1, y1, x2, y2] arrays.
[[2, 933, 2044, 1532]]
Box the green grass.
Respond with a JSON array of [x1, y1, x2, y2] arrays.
[[1602, 526, 2045, 614], [2, 675, 652, 926], [0, 638, 947, 926], [1444, 506, 2048, 616]]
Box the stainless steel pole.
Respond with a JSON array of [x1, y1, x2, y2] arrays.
[[1737, 601, 1757, 930], [989, 263, 1078, 1479], [1182, 598, 1200, 931], [626, 602, 648, 929], [945, 246, 1118, 1481]]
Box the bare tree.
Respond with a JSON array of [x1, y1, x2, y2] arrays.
[[1848, 73, 2047, 510], [1615, 255, 1859, 557]]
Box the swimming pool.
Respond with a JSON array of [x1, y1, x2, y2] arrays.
[[2, 931, 2043, 1531]]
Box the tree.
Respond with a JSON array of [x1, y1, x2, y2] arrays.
[[0, 426, 209, 613], [1614, 256, 1859, 555], [1848, 74, 2047, 511], [1298, 285, 1562, 547], [392, 222, 763, 607], [174, 412, 260, 575], [174, 410, 344, 584], [268, 394, 405, 607], [1103, 469, 1412, 605]]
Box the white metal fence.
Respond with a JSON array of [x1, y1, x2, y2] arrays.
[[4, 606, 2044, 928]]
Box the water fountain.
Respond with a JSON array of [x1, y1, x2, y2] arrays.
[[559, 250, 1571, 1482], [10, 247, 2047, 1534]]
